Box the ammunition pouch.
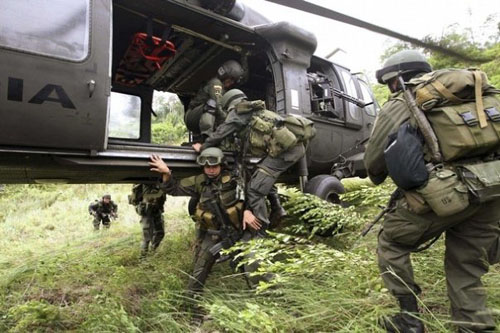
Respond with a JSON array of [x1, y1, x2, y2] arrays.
[[457, 159, 500, 204], [195, 201, 243, 230], [247, 108, 298, 158]]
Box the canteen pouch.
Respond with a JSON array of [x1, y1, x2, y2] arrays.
[[384, 121, 429, 190], [416, 167, 469, 217], [457, 159, 500, 203], [269, 126, 298, 157]]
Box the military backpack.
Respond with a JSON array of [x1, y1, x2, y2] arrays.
[[235, 100, 315, 157]]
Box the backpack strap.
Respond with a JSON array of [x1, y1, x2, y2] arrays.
[[430, 80, 464, 104], [473, 70, 488, 129]]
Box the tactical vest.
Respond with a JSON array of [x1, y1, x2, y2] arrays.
[[129, 184, 166, 216], [193, 172, 243, 230], [399, 69, 500, 216], [236, 100, 315, 157]]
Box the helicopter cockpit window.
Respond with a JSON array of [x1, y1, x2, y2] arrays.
[[358, 80, 378, 116], [0, 0, 90, 61], [108, 92, 141, 139], [339, 69, 361, 120]]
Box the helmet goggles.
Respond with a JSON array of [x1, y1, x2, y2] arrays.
[[196, 155, 222, 166]]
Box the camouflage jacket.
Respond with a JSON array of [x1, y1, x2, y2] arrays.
[[187, 77, 224, 112], [89, 200, 118, 217], [131, 184, 166, 217]]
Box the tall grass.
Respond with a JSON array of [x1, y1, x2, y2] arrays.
[[0, 182, 498, 332]]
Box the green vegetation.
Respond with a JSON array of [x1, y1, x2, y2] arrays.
[[0, 182, 498, 332], [152, 92, 188, 145]]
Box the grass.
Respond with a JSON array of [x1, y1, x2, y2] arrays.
[[0, 182, 498, 332]]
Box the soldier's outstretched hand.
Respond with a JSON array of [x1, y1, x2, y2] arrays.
[[149, 155, 172, 181], [192, 143, 202, 152], [243, 209, 262, 231]]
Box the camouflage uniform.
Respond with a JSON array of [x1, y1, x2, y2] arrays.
[[131, 184, 166, 256], [88, 199, 118, 230], [364, 90, 500, 332], [201, 107, 305, 226], [159, 170, 246, 295], [185, 77, 226, 140]]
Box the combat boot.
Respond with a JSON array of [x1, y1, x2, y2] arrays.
[[267, 192, 287, 229], [381, 295, 424, 333]]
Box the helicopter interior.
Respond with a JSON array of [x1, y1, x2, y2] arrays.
[[108, 2, 274, 147]]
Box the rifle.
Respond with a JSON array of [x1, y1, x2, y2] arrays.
[[398, 76, 442, 163], [360, 189, 402, 237], [205, 198, 242, 257]]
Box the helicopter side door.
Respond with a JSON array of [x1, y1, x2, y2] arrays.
[[0, 0, 111, 151]]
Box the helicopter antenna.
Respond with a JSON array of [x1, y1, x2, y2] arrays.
[[264, 0, 491, 63]]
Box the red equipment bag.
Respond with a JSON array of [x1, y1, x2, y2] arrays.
[[115, 27, 176, 87]]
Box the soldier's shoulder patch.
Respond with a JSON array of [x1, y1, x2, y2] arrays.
[[221, 174, 232, 183]]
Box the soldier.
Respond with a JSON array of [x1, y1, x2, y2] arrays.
[[129, 184, 166, 257], [365, 50, 500, 333], [184, 59, 247, 142], [149, 148, 261, 299], [193, 89, 307, 229], [88, 194, 118, 230]]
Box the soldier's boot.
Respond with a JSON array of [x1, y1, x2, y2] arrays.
[[381, 295, 424, 333], [140, 241, 149, 259], [267, 191, 287, 229]]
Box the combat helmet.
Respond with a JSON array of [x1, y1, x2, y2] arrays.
[[196, 147, 225, 166], [217, 60, 245, 84], [221, 89, 247, 110], [376, 50, 431, 84], [102, 194, 111, 200]]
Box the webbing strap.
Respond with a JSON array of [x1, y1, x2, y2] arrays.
[[473, 71, 488, 129], [415, 86, 434, 107], [430, 80, 464, 103]]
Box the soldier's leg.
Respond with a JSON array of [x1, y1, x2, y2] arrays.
[[102, 216, 111, 229], [378, 199, 483, 332], [267, 186, 287, 229], [487, 220, 500, 265], [199, 111, 216, 139], [240, 230, 273, 289], [247, 144, 305, 226], [140, 216, 153, 257], [151, 215, 165, 251], [93, 217, 101, 230], [187, 233, 218, 297], [444, 199, 500, 331]]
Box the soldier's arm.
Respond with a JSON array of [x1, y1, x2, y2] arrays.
[[149, 155, 200, 197], [201, 110, 249, 150], [364, 98, 410, 185], [88, 202, 98, 214]]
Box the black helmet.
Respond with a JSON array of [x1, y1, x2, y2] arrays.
[[217, 60, 245, 84], [375, 50, 431, 84]]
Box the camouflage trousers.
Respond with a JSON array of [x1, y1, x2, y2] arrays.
[[247, 143, 305, 226], [187, 229, 269, 297], [93, 216, 111, 230], [140, 214, 165, 256], [378, 197, 500, 332]]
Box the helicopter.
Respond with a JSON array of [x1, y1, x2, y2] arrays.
[[0, 0, 477, 202]]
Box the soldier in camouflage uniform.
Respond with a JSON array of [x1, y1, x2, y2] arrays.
[[365, 50, 500, 333], [184, 59, 247, 142], [88, 194, 118, 230], [149, 148, 262, 298], [129, 184, 166, 257], [193, 89, 305, 229]]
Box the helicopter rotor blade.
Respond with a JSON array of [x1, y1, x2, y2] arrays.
[[264, 0, 489, 63]]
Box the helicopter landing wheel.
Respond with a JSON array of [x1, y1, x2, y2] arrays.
[[304, 175, 345, 204]]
